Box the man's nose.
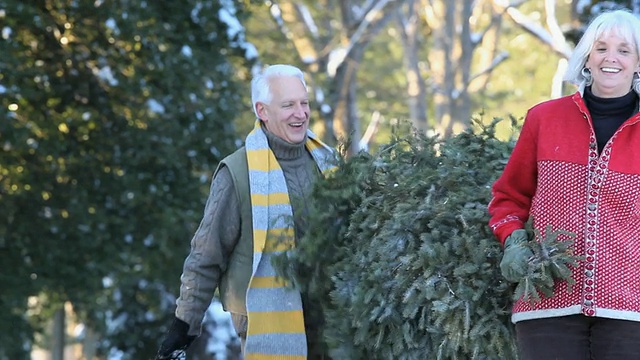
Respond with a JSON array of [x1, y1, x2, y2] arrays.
[[294, 104, 308, 118]]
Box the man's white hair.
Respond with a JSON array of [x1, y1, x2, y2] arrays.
[[251, 64, 307, 118]]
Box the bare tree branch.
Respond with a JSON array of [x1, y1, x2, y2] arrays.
[[467, 51, 509, 89], [358, 110, 382, 151], [270, 2, 320, 64], [551, 58, 568, 99], [331, 0, 397, 71], [494, 0, 572, 59]]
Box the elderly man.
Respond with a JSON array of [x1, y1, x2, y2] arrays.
[[156, 64, 336, 360]]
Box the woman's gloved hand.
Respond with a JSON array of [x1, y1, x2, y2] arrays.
[[499, 229, 533, 283]]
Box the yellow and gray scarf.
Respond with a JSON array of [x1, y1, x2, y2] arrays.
[[244, 120, 336, 359]]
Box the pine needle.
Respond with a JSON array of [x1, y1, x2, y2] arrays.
[[513, 224, 583, 305]]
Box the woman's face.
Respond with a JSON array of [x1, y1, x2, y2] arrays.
[[585, 32, 640, 98]]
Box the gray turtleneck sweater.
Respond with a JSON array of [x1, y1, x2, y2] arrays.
[[263, 126, 319, 241]]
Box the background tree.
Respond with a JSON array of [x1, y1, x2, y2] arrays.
[[420, 0, 510, 137], [395, 0, 428, 134], [273, 119, 521, 359], [245, 0, 579, 147], [245, 0, 406, 153], [0, 0, 251, 358]]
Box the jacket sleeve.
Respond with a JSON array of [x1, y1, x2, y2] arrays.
[[175, 166, 240, 335], [488, 111, 539, 244]]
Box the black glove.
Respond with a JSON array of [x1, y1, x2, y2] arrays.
[[155, 317, 197, 360]]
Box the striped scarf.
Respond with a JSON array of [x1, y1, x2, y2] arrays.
[[244, 120, 336, 360]]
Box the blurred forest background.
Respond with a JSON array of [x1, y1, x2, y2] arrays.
[[0, 0, 637, 359]]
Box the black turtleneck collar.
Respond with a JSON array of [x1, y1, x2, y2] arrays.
[[583, 86, 638, 153], [260, 121, 308, 160], [583, 86, 638, 117]]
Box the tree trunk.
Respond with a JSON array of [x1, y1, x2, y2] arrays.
[[332, 44, 365, 155], [427, 0, 494, 137], [397, 0, 428, 134], [450, 0, 474, 135], [83, 327, 98, 360], [51, 307, 65, 360], [427, 0, 455, 137], [265, 0, 404, 151]]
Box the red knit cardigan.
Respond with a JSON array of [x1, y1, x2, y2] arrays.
[[488, 91, 640, 323]]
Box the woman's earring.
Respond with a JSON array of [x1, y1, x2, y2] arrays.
[[581, 67, 592, 85]]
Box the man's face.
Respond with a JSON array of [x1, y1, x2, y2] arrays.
[[256, 76, 310, 144]]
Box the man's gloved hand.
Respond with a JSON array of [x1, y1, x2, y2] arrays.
[[155, 317, 197, 360], [500, 229, 534, 283]]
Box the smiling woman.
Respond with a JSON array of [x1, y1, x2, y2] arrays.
[[585, 32, 640, 97], [489, 8, 640, 360]]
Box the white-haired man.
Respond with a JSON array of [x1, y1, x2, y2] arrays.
[[156, 64, 336, 360]]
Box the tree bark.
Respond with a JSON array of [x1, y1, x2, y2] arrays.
[[82, 327, 98, 360], [426, 0, 510, 137], [397, 0, 428, 134], [51, 307, 65, 360]]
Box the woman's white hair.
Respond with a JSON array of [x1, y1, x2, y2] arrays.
[[564, 9, 640, 95], [250, 64, 307, 118]]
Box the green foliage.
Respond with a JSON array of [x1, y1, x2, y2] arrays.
[[276, 117, 522, 359], [0, 0, 250, 358], [513, 224, 583, 305]]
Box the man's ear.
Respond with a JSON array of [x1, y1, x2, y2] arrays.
[[256, 102, 268, 121]]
